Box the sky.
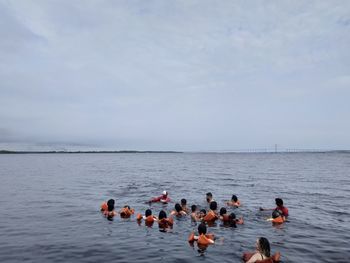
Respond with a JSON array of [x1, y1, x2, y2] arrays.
[[0, 0, 350, 151]]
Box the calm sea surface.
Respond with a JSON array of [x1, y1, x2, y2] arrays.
[[0, 153, 349, 262]]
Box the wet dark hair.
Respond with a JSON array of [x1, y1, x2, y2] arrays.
[[198, 223, 207, 235], [107, 199, 115, 212], [124, 205, 130, 209], [258, 237, 271, 257], [275, 198, 283, 206], [200, 209, 207, 215], [206, 192, 212, 197], [145, 209, 152, 217], [219, 207, 227, 216], [272, 210, 281, 219], [181, 199, 187, 205], [191, 204, 197, 212], [229, 212, 236, 220], [231, 195, 238, 202], [158, 210, 167, 220], [175, 203, 182, 213], [209, 201, 217, 211]]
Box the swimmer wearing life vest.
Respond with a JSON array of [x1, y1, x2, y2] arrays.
[[229, 212, 244, 225], [136, 209, 157, 226], [203, 201, 218, 223], [266, 210, 285, 224], [219, 207, 231, 223], [260, 198, 289, 217], [243, 237, 281, 263], [101, 199, 117, 218], [188, 223, 215, 246], [149, 190, 171, 204], [158, 210, 174, 229], [119, 205, 135, 218], [170, 203, 187, 217], [226, 194, 241, 207], [219, 208, 244, 227]]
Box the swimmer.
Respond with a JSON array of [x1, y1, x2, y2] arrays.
[[243, 237, 281, 263], [267, 210, 285, 224], [119, 205, 135, 218], [190, 205, 200, 221], [206, 192, 214, 203], [149, 190, 171, 204], [229, 212, 244, 225], [226, 194, 241, 207], [203, 201, 218, 223], [260, 198, 289, 217], [158, 210, 174, 229], [103, 199, 117, 218], [188, 223, 215, 246], [219, 207, 230, 222], [198, 209, 207, 221], [100, 199, 114, 212], [181, 198, 190, 213], [136, 209, 157, 226], [170, 203, 187, 217]]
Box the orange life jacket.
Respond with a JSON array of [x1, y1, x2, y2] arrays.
[[100, 202, 108, 211], [145, 215, 155, 224], [203, 210, 218, 222], [197, 234, 214, 246], [272, 216, 284, 224], [221, 214, 230, 222], [158, 218, 174, 228], [120, 207, 134, 218]]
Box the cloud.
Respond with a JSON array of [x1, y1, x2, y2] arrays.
[[0, 0, 350, 150]]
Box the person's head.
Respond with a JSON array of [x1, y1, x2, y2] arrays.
[[107, 199, 115, 212], [272, 210, 282, 219], [175, 203, 182, 213], [145, 209, 152, 217], [162, 190, 168, 197], [191, 204, 197, 213], [200, 209, 207, 217], [158, 210, 167, 220], [124, 205, 130, 209], [219, 207, 227, 216], [256, 237, 271, 257], [209, 201, 217, 211], [198, 223, 207, 235], [231, 195, 238, 202], [181, 198, 187, 206], [229, 212, 236, 220], [228, 213, 237, 227], [206, 192, 213, 202], [275, 198, 283, 207]]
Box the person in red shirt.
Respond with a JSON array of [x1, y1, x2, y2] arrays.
[[149, 190, 171, 203], [260, 198, 289, 217]]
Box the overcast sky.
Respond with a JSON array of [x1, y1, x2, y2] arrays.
[[1, 1, 350, 151]]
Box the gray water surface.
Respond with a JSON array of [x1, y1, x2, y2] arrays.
[[0, 153, 349, 262]]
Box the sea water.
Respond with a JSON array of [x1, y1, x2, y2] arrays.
[[0, 153, 349, 262]]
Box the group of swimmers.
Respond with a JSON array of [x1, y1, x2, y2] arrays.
[[100, 191, 288, 263]]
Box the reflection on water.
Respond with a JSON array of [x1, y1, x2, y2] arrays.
[[0, 153, 349, 262]]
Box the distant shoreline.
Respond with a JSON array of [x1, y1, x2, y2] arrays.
[[0, 150, 182, 154], [1, 150, 349, 154]]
